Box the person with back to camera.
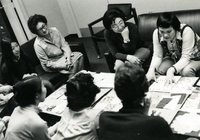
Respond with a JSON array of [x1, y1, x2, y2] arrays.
[[27, 14, 84, 78], [48, 72, 102, 140], [4, 76, 51, 140], [146, 12, 200, 85], [103, 8, 150, 71], [98, 63, 176, 140]]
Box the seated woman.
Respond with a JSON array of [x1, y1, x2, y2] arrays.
[[48, 72, 102, 140], [146, 12, 200, 85], [98, 63, 176, 140], [4, 76, 51, 140], [103, 8, 150, 71], [27, 14, 84, 78], [1, 36, 54, 95]]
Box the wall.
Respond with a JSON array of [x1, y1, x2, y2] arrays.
[[71, 0, 200, 37], [22, 0, 69, 37], [3, 0, 200, 39]]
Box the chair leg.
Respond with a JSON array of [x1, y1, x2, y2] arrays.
[[92, 38, 101, 59]]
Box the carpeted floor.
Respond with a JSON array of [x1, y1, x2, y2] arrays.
[[65, 35, 110, 73]]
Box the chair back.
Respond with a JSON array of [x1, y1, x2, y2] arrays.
[[108, 4, 132, 20], [107, 3, 138, 24]]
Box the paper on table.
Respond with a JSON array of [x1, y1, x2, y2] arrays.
[[170, 77, 198, 93], [149, 76, 181, 92], [93, 89, 122, 112], [164, 96, 180, 110], [93, 73, 115, 88], [50, 84, 66, 99], [171, 112, 200, 135]]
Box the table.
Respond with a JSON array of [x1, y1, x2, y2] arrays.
[[38, 71, 120, 117], [38, 71, 200, 139]]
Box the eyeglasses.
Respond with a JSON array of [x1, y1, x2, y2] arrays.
[[111, 20, 125, 30], [37, 24, 47, 32]]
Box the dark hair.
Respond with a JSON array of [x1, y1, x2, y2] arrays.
[[103, 8, 125, 30], [27, 14, 47, 34], [114, 63, 149, 103], [157, 12, 180, 31], [13, 76, 42, 107], [1, 36, 23, 73], [65, 72, 100, 111]]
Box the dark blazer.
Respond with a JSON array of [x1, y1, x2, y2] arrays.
[[99, 105, 176, 140]]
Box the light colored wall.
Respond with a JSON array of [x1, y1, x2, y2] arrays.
[[22, 0, 69, 37], [3, 0, 200, 39], [73, 0, 200, 29]]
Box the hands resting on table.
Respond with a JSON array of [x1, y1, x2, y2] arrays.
[[146, 67, 177, 87]]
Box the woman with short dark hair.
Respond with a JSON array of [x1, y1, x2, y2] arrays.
[[27, 14, 84, 78], [0, 36, 54, 117], [146, 12, 200, 85], [103, 8, 150, 71], [49, 72, 101, 140], [5, 76, 51, 140], [99, 63, 176, 140]]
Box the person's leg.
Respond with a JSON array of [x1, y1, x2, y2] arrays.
[[114, 60, 124, 71], [157, 56, 174, 75], [180, 60, 200, 77], [77, 55, 84, 71], [133, 48, 151, 64], [69, 55, 84, 79], [42, 80, 55, 96]]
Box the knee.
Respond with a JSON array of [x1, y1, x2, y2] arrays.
[[181, 67, 196, 77], [157, 67, 168, 75]]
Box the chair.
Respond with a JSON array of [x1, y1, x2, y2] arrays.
[[88, 3, 138, 59]]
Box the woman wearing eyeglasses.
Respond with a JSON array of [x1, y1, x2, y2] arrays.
[[103, 8, 150, 71], [27, 14, 84, 78]]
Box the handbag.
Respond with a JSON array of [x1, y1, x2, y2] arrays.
[[44, 42, 63, 58]]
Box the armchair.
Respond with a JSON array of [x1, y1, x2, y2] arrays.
[[88, 3, 138, 58]]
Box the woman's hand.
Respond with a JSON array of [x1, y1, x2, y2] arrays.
[[126, 55, 141, 64], [0, 85, 13, 95], [121, 26, 130, 43], [146, 68, 157, 82], [0, 116, 10, 132], [165, 67, 175, 86]]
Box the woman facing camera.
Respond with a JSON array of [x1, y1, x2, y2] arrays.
[[99, 63, 175, 140], [48, 72, 102, 140], [103, 8, 150, 71], [4, 76, 51, 140], [27, 14, 84, 78], [1, 36, 54, 94], [146, 12, 200, 85]]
